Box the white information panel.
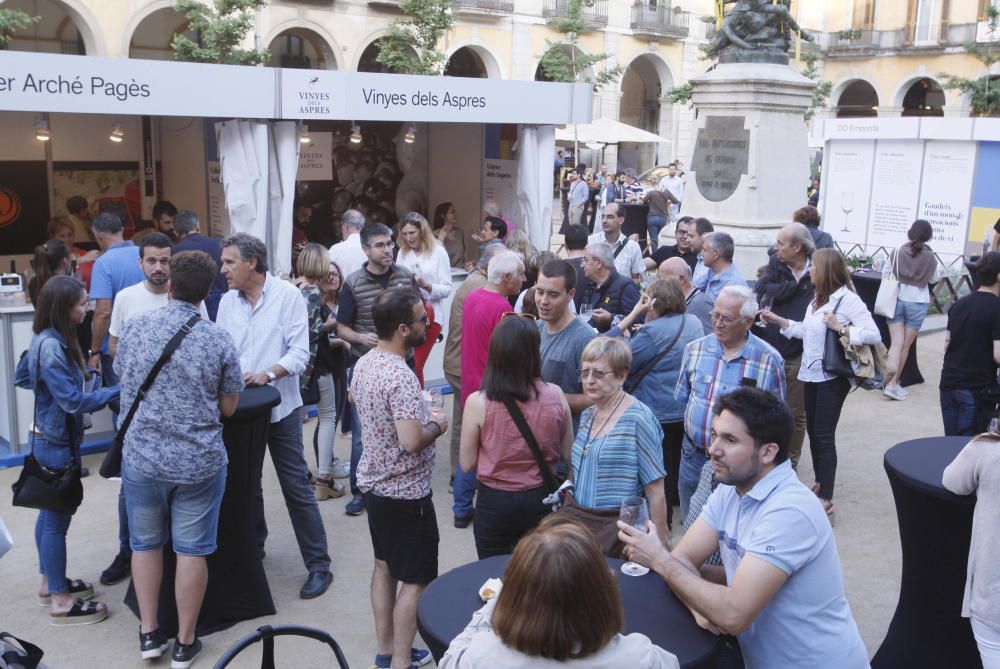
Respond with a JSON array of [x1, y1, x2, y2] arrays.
[[824, 140, 875, 248], [866, 140, 923, 251], [916, 141, 978, 257]]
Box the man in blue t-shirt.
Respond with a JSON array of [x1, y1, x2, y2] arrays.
[[619, 388, 869, 669]]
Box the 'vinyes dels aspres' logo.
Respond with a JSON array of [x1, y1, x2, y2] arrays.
[[0, 185, 22, 229], [297, 75, 331, 116]]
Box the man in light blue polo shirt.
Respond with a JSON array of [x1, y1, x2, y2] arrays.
[[619, 387, 869, 669]]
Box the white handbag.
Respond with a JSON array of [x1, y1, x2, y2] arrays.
[[874, 249, 900, 318]]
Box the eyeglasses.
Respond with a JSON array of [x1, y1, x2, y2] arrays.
[[501, 312, 538, 321], [709, 312, 739, 326], [365, 241, 395, 251], [578, 368, 611, 380], [405, 313, 429, 326]]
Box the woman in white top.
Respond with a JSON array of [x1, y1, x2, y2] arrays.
[[884, 219, 940, 401], [943, 432, 1000, 669], [761, 248, 880, 515], [438, 515, 680, 669], [397, 211, 453, 385]]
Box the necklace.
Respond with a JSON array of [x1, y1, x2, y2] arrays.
[[582, 391, 627, 457]]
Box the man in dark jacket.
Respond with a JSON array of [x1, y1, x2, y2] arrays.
[[581, 241, 640, 333], [751, 223, 815, 467]]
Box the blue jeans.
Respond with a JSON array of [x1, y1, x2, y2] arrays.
[[259, 410, 331, 573], [647, 215, 668, 252], [941, 388, 987, 436], [678, 436, 708, 524], [31, 437, 73, 594], [349, 399, 363, 498], [452, 464, 477, 520]]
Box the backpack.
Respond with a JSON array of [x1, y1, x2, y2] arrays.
[[0, 634, 46, 669]]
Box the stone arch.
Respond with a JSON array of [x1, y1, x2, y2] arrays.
[[445, 42, 504, 79], [1, 0, 104, 56], [266, 24, 339, 70], [892, 75, 946, 116], [835, 79, 880, 117], [533, 43, 594, 82], [354, 32, 417, 73], [125, 4, 192, 61], [617, 52, 675, 168]]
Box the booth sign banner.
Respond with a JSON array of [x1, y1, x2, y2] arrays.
[[691, 116, 750, 203], [0, 51, 276, 118]]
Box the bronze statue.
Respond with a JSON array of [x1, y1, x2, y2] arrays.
[[708, 0, 814, 64]]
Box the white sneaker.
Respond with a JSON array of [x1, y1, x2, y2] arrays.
[[330, 458, 350, 478], [883, 384, 905, 401]]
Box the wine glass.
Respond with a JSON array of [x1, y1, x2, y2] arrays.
[[840, 192, 854, 233], [619, 496, 651, 576], [756, 295, 773, 328], [578, 303, 594, 325], [423, 387, 444, 422], [989, 416, 1000, 436]]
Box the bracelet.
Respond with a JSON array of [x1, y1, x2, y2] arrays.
[[427, 421, 443, 438]]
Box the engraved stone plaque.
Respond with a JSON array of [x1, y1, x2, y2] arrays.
[[692, 116, 750, 202]]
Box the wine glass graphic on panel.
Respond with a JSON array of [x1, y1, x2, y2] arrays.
[[840, 192, 854, 233]]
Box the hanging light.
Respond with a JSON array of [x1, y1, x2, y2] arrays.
[[109, 121, 125, 143], [34, 118, 50, 142], [403, 123, 416, 144], [299, 124, 311, 144], [350, 123, 362, 144]]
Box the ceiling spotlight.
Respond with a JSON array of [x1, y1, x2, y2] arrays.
[[299, 125, 311, 144], [34, 118, 50, 142], [404, 123, 416, 144], [350, 124, 362, 144], [109, 121, 125, 143]]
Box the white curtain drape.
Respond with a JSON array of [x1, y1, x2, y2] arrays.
[[216, 120, 299, 277], [516, 124, 555, 252]]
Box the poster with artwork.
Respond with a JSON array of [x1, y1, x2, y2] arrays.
[[482, 124, 520, 230], [297, 132, 333, 182], [969, 141, 1000, 254], [0, 161, 49, 254], [824, 140, 875, 249], [52, 162, 141, 235], [916, 141, 977, 257], [866, 140, 923, 251]]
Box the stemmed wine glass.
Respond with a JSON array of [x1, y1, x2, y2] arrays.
[[578, 303, 594, 325], [756, 295, 773, 328], [422, 387, 444, 423], [840, 192, 855, 233], [619, 496, 650, 576]]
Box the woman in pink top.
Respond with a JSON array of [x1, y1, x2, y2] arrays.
[[460, 315, 574, 558]]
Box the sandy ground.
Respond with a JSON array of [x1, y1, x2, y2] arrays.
[[0, 330, 953, 668]]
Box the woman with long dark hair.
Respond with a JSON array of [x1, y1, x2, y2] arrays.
[[884, 219, 939, 400], [433, 201, 466, 268], [762, 249, 880, 515], [459, 314, 573, 558], [28, 239, 72, 304], [14, 276, 119, 625]]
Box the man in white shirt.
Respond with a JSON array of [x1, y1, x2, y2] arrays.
[[216, 233, 333, 600], [329, 209, 367, 279], [588, 202, 645, 282], [108, 233, 208, 356], [657, 162, 685, 221]]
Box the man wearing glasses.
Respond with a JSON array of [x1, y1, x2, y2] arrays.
[[337, 223, 418, 516], [675, 285, 786, 522]]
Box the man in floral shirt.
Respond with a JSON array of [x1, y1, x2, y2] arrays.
[[351, 287, 448, 669]]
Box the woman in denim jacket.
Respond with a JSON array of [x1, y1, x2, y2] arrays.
[[14, 275, 119, 625]]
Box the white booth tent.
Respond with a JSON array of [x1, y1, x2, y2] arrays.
[[0, 51, 591, 272]]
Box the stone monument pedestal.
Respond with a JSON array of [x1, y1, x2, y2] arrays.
[[684, 63, 816, 278]]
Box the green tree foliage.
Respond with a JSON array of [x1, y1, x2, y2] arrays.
[[538, 0, 620, 89], [376, 0, 455, 75], [171, 0, 269, 66], [939, 5, 1000, 116], [801, 50, 831, 121], [0, 9, 39, 46]]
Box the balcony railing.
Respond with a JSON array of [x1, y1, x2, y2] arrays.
[[631, 4, 690, 39], [543, 0, 608, 27], [811, 22, 983, 55], [453, 0, 515, 15]]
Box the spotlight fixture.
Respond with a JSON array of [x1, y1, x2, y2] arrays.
[[109, 121, 125, 143], [403, 123, 416, 144], [350, 123, 362, 144], [34, 118, 50, 142], [299, 124, 311, 144]]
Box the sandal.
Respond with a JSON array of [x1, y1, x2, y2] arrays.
[[315, 478, 346, 501], [38, 579, 94, 607], [50, 598, 108, 626]]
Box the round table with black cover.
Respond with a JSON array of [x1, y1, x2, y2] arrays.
[[124, 385, 279, 637], [417, 555, 719, 668], [850, 270, 923, 387], [872, 437, 980, 669]]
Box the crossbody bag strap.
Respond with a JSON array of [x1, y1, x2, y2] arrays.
[[114, 314, 200, 444], [501, 396, 559, 493], [625, 315, 688, 392]]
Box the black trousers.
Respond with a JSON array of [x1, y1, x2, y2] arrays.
[[803, 376, 851, 501], [661, 421, 685, 529], [473, 483, 551, 559]]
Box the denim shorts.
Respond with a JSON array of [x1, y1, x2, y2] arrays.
[[889, 299, 929, 330], [123, 462, 226, 556]]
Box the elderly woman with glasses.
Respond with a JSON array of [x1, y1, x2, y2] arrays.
[[567, 337, 667, 549]]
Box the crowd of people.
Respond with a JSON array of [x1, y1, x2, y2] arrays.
[[13, 175, 1000, 669]]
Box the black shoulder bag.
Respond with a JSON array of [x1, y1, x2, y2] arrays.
[[99, 314, 200, 479], [821, 297, 855, 379], [501, 397, 566, 494], [623, 315, 688, 394]]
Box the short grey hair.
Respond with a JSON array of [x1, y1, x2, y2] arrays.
[[174, 210, 200, 237], [91, 212, 123, 235], [586, 241, 615, 270], [342, 209, 365, 231], [475, 241, 505, 271], [221, 232, 268, 273], [704, 231, 735, 262], [487, 251, 523, 283], [482, 199, 500, 218], [718, 284, 758, 319], [786, 222, 815, 255]]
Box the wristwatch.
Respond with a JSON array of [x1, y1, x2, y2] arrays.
[[839, 325, 848, 336], [265, 370, 277, 382]]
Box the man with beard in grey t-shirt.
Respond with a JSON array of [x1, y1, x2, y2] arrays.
[[535, 260, 596, 432]]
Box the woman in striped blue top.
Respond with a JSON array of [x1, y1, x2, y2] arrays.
[[572, 337, 668, 543]]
